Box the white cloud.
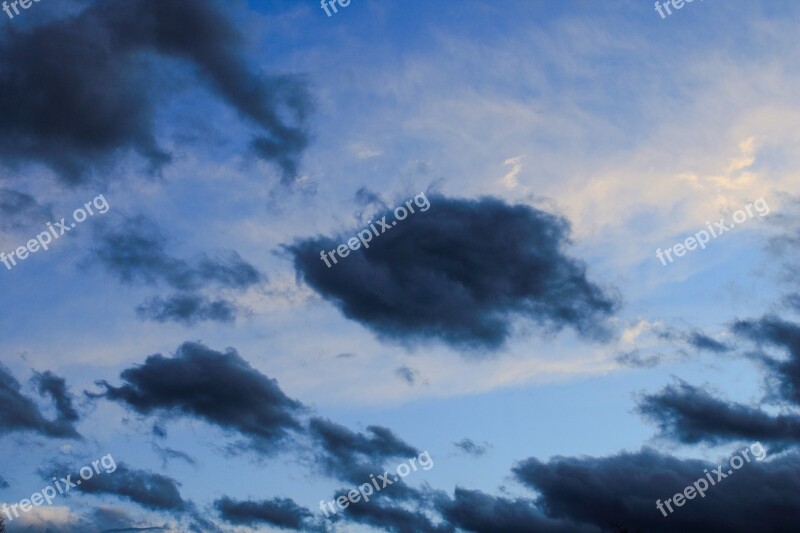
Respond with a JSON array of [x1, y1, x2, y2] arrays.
[[500, 155, 524, 189]]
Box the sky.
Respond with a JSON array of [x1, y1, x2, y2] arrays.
[[1, 0, 800, 531]]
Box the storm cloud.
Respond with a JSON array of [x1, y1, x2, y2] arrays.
[[290, 194, 618, 351], [0, 0, 312, 185]]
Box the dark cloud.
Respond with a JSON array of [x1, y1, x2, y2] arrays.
[[343, 495, 453, 533], [732, 315, 800, 405], [32, 370, 80, 425], [152, 422, 167, 439], [90, 342, 305, 451], [685, 331, 731, 353], [394, 366, 419, 385], [354, 187, 389, 210], [215, 496, 313, 530], [512, 448, 800, 533], [79, 464, 185, 513], [0, 0, 311, 185], [0, 366, 80, 439], [437, 488, 590, 533], [136, 294, 236, 325], [638, 380, 800, 446], [453, 438, 490, 457], [656, 327, 731, 353], [92, 216, 261, 324], [0, 188, 53, 231], [289, 194, 618, 352], [308, 417, 418, 483]]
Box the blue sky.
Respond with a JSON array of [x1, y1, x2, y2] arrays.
[[1, 1, 800, 531]]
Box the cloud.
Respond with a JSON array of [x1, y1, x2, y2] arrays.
[[152, 423, 167, 439], [214, 497, 313, 530], [617, 326, 730, 369], [0, 0, 312, 185], [633, 316, 800, 447], [685, 331, 732, 353], [343, 495, 452, 533], [93, 216, 262, 291], [0, 366, 80, 439], [0, 188, 53, 231], [152, 443, 197, 468], [87, 505, 170, 532], [90, 342, 305, 452], [289, 194, 618, 352], [732, 315, 800, 405], [437, 488, 590, 533], [638, 380, 800, 447], [500, 156, 524, 189], [615, 350, 665, 369], [32, 371, 80, 425], [92, 216, 262, 324], [512, 448, 800, 533], [135, 294, 236, 325], [785, 293, 800, 312], [76, 463, 186, 513], [657, 328, 732, 354], [307, 417, 418, 484], [394, 366, 419, 385], [453, 438, 490, 458]]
